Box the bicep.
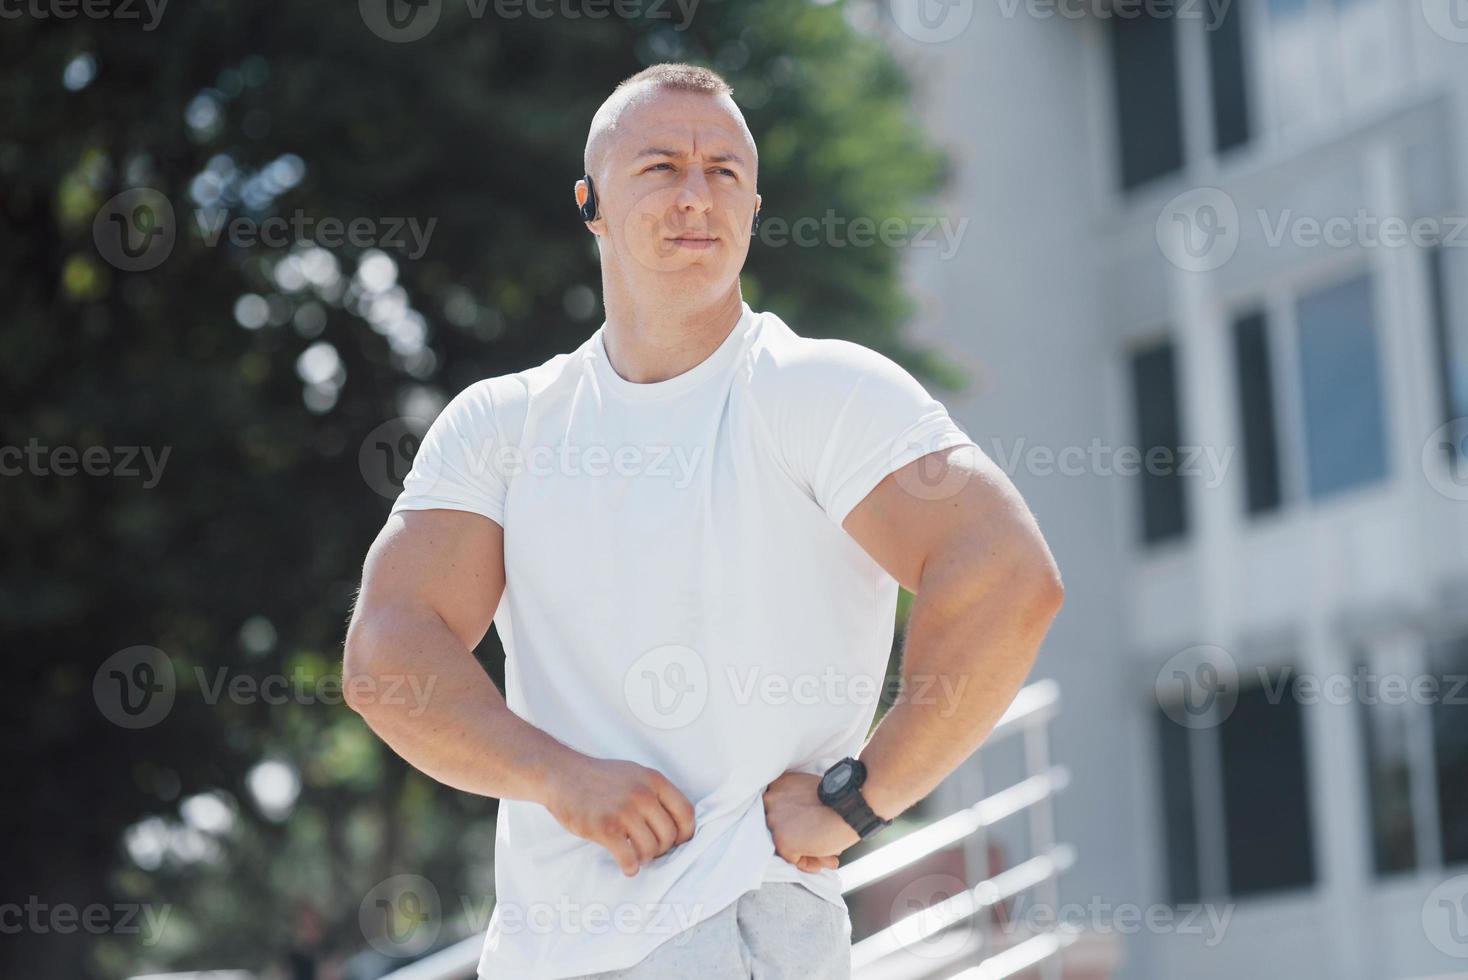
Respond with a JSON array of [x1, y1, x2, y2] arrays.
[[358, 508, 506, 652], [841, 445, 1049, 594]]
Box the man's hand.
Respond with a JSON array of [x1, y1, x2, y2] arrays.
[[544, 755, 697, 877], [762, 771, 859, 873]]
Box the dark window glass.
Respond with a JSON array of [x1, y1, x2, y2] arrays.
[[1296, 274, 1389, 498], [1111, 14, 1185, 190], [1357, 661, 1418, 875], [1430, 246, 1468, 468], [1430, 635, 1468, 865], [1219, 668, 1317, 895], [1154, 707, 1201, 904], [1232, 311, 1282, 514], [1207, 0, 1251, 153], [1131, 340, 1188, 544]]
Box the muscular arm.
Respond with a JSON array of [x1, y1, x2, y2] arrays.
[[763, 446, 1062, 862], [343, 508, 695, 875], [846, 445, 1064, 821]]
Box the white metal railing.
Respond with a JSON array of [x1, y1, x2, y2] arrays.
[[380, 680, 1068, 980]]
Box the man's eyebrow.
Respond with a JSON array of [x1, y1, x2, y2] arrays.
[[632, 146, 747, 166]]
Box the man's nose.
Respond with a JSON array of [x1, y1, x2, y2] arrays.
[[673, 170, 714, 212]]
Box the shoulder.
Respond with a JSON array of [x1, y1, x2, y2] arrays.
[[744, 310, 934, 413], [435, 346, 580, 438]]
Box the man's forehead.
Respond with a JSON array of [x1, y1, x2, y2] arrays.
[[586, 87, 755, 171]]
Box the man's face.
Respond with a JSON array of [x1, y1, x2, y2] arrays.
[[587, 89, 759, 298]]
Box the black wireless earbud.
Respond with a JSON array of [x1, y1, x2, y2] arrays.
[[576, 172, 761, 235], [577, 173, 599, 223]]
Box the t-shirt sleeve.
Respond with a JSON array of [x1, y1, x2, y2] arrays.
[[390, 378, 509, 527], [770, 340, 979, 528]]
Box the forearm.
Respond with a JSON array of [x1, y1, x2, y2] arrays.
[[858, 542, 1062, 821], [343, 605, 581, 805]]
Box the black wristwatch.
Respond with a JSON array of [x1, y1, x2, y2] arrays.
[[817, 757, 892, 841]]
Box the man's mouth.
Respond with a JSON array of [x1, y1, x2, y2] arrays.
[[667, 234, 718, 249]]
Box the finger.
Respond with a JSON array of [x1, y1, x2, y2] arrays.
[[602, 828, 640, 877], [653, 775, 697, 845], [624, 814, 662, 866], [641, 797, 681, 855]]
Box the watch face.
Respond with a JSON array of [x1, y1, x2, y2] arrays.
[[822, 762, 853, 795]]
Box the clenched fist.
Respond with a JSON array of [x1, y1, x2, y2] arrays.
[[545, 755, 697, 876]]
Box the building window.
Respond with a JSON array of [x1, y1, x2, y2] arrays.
[[1207, 0, 1252, 155], [1263, 0, 1410, 134], [1130, 339, 1189, 544], [1154, 666, 1317, 902], [1430, 634, 1468, 865], [1110, 12, 1184, 190], [1296, 273, 1390, 499], [1154, 710, 1201, 904], [1231, 310, 1282, 514], [1357, 663, 1419, 875], [1430, 245, 1468, 467], [1220, 669, 1318, 895]]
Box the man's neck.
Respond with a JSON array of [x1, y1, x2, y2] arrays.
[[599, 288, 745, 385]]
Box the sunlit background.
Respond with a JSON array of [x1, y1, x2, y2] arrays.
[[6, 1, 1468, 978]]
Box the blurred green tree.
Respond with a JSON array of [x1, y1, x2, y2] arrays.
[[0, 1, 953, 976]]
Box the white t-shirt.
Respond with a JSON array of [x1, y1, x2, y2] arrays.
[[391, 301, 977, 979]]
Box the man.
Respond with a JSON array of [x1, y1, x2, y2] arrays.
[[344, 63, 1063, 979]]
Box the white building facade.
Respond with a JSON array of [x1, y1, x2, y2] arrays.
[[889, 1, 1468, 977]]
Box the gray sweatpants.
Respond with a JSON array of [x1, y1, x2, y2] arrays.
[[566, 881, 852, 979]]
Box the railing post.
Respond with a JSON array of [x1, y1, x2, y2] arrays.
[[1023, 715, 1062, 980]]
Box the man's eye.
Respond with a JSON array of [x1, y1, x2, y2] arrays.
[[647, 163, 674, 172], [712, 168, 736, 177]]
